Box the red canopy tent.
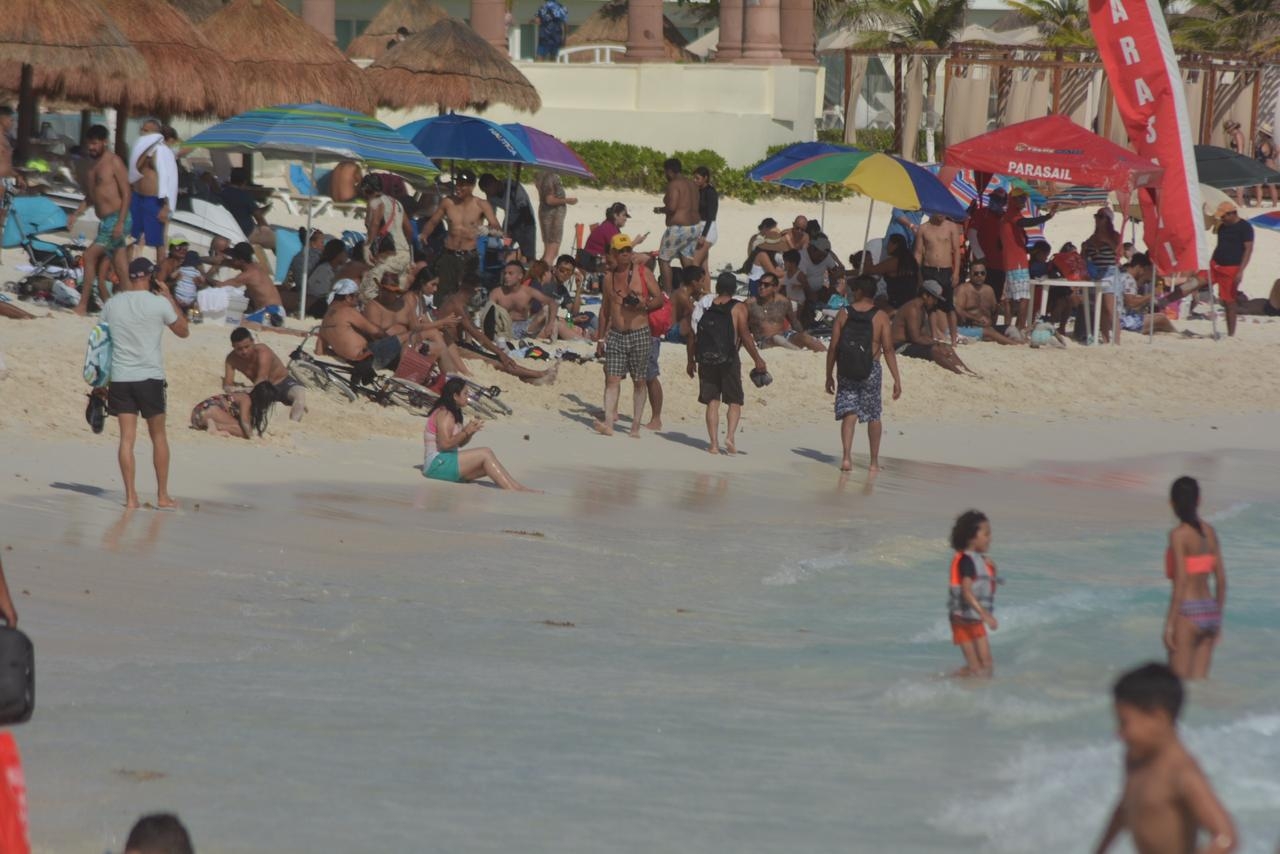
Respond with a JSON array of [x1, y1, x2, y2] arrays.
[[943, 115, 1164, 197]]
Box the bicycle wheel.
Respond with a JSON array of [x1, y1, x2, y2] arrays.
[[385, 378, 437, 416], [289, 360, 357, 403], [466, 394, 502, 419], [476, 388, 513, 416]]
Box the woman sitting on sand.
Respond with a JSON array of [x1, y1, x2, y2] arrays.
[[422, 378, 536, 491], [190, 382, 275, 439], [1164, 476, 1227, 680]]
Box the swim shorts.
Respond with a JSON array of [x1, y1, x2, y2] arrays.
[[1265, 301, 1280, 317], [272, 375, 302, 403], [129, 194, 166, 245], [957, 326, 984, 339], [647, 337, 661, 381], [697, 360, 744, 406], [95, 211, 132, 253], [895, 342, 934, 360], [423, 450, 462, 483], [1005, 267, 1031, 301], [1209, 261, 1240, 304], [539, 204, 566, 245], [244, 305, 285, 327], [658, 224, 701, 262], [370, 335, 402, 370], [107, 378, 166, 419], [604, 327, 651, 379], [511, 318, 533, 340], [834, 361, 882, 424], [950, 616, 987, 646]]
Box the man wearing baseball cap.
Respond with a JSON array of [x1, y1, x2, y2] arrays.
[[593, 233, 663, 437], [100, 255, 189, 509], [889, 280, 973, 375], [419, 168, 500, 300], [1210, 200, 1253, 337], [318, 279, 402, 383]]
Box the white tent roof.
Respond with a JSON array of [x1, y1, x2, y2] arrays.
[[685, 27, 718, 59]]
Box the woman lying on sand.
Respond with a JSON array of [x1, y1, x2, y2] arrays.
[[189, 383, 275, 439], [422, 377, 537, 492]]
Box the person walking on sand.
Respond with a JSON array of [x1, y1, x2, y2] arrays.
[[687, 271, 768, 455], [654, 158, 701, 293], [1210, 201, 1253, 338], [1093, 663, 1236, 854], [1163, 476, 1227, 681], [423, 377, 537, 491], [69, 125, 132, 316], [825, 276, 901, 472], [101, 258, 189, 509], [535, 168, 576, 265], [946, 510, 999, 678], [594, 234, 663, 437]]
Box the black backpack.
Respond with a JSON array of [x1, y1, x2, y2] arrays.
[[0, 627, 34, 725], [836, 307, 876, 381], [696, 300, 738, 367]]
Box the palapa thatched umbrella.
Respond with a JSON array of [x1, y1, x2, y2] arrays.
[[365, 18, 541, 114], [200, 0, 373, 114], [99, 0, 236, 118], [168, 0, 230, 24], [0, 0, 146, 160], [346, 0, 449, 62], [565, 0, 695, 63]]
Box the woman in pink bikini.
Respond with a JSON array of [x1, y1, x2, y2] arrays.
[[1163, 476, 1227, 680]]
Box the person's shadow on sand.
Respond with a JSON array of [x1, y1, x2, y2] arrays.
[[792, 448, 838, 465], [50, 482, 109, 498]]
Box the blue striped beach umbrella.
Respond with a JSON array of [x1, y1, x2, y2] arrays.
[[1044, 185, 1111, 208], [187, 103, 435, 316]]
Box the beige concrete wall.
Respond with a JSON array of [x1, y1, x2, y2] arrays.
[[375, 62, 825, 167]]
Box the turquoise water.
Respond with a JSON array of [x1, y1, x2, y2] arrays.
[[8, 447, 1280, 853]]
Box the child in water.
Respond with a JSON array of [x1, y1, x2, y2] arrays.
[[947, 510, 999, 677], [1094, 662, 1236, 854]]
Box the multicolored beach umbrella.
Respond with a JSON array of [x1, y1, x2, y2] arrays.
[[925, 165, 1045, 239], [503, 124, 594, 179], [765, 151, 966, 218], [1248, 210, 1280, 232]]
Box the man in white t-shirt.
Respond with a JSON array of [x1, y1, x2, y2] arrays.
[[101, 257, 189, 509], [798, 236, 843, 305]]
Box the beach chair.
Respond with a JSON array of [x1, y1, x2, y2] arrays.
[[277, 164, 332, 218]]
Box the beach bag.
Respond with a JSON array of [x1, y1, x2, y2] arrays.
[[0, 627, 34, 725], [647, 291, 672, 338], [695, 300, 737, 367], [82, 322, 111, 388], [836, 307, 876, 381]]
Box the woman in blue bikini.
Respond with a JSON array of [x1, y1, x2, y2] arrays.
[[422, 377, 537, 491]]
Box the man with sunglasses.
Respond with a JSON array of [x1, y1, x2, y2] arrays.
[[1210, 200, 1253, 337], [746, 272, 825, 352], [953, 262, 1024, 345]]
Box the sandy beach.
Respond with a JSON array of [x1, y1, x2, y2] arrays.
[[2, 185, 1280, 852]]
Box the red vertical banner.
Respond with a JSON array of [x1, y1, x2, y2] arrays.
[[0, 733, 29, 854], [1089, 0, 1207, 274]]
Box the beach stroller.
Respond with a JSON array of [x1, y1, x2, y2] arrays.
[[1, 195, 80, 306]]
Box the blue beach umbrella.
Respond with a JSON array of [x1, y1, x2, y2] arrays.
[[187, 102, 435, 316], [397, 113, 535, 166]]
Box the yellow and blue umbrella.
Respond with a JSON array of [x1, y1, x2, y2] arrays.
[[764, 150, 967, 219]]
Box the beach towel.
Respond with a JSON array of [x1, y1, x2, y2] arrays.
[[197, 286, 235, 315], [128, 133, 178, 210], [83, 322, 112, 387]]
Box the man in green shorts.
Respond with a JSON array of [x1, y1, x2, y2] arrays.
[[69, 125, 132, 316]]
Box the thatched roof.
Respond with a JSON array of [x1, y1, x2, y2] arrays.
[[94, 0, 236, 117], [0, 0, 147, 100], [346, 0, 448, 61], [200, 0, 373, 114], [365, 18, 541, 113], [169, 0, 229, 24], [565, 0, 694, 63]]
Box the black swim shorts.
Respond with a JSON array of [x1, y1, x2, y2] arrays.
[[107, 378, 167, 419]]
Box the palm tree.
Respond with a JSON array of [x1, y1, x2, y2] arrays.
[[839, 0, 968, 158], [1003, 0, 1094, 48], [1174, 0, 1280, 52]]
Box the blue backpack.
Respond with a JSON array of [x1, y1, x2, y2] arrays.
[[83, 322, 112, 387]]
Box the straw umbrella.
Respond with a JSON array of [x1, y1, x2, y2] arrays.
[[168, 0, 230, 24], [0, 0, 146, 161], [564, 0, 697, 62], [345, 0, 448, 62], [365, 18, 541, 113], [200, 0, 373, 114]]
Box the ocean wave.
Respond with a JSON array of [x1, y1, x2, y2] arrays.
[[910, 589, 1138, 643], [762, 551, 851, 586], [1208, 502, 1254, 523], [881, 678, 1103, 726]]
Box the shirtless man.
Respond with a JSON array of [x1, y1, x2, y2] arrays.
[[318, 280, 402, 383], [221, 242, 285, 327], [434, 274, 557, 386], [1094, 663, 1236, 854], [364, 272, 464, 375], [670, 265, 707, 344], [595, 233, 663, 437], [223, 327, 307, 421], [129, 136, 169, 263], [746, 272, 825, 352], [785, 216, 810, 252], [69, 125, 132, 316], [419, 169, 499, 300], [953, 261, 1024, 345], [890, 281, 974, 375], [653, 158, 700, 293], [0, 105, 25, 263], [490, 261, 562, 341]]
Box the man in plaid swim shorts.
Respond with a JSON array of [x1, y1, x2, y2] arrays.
[[594, 234, 662, 437]]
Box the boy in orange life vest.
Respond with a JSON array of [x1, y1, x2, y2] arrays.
[[948, 510, 999, 678]]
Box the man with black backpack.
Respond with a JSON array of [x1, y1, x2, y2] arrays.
[[825, 276, 901, 472], [687, 272, 768, 455]]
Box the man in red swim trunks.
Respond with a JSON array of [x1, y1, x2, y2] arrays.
[[1209, 200, 1253, 337]]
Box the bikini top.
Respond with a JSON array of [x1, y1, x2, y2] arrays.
[[1164, 535, 1216, 580]]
